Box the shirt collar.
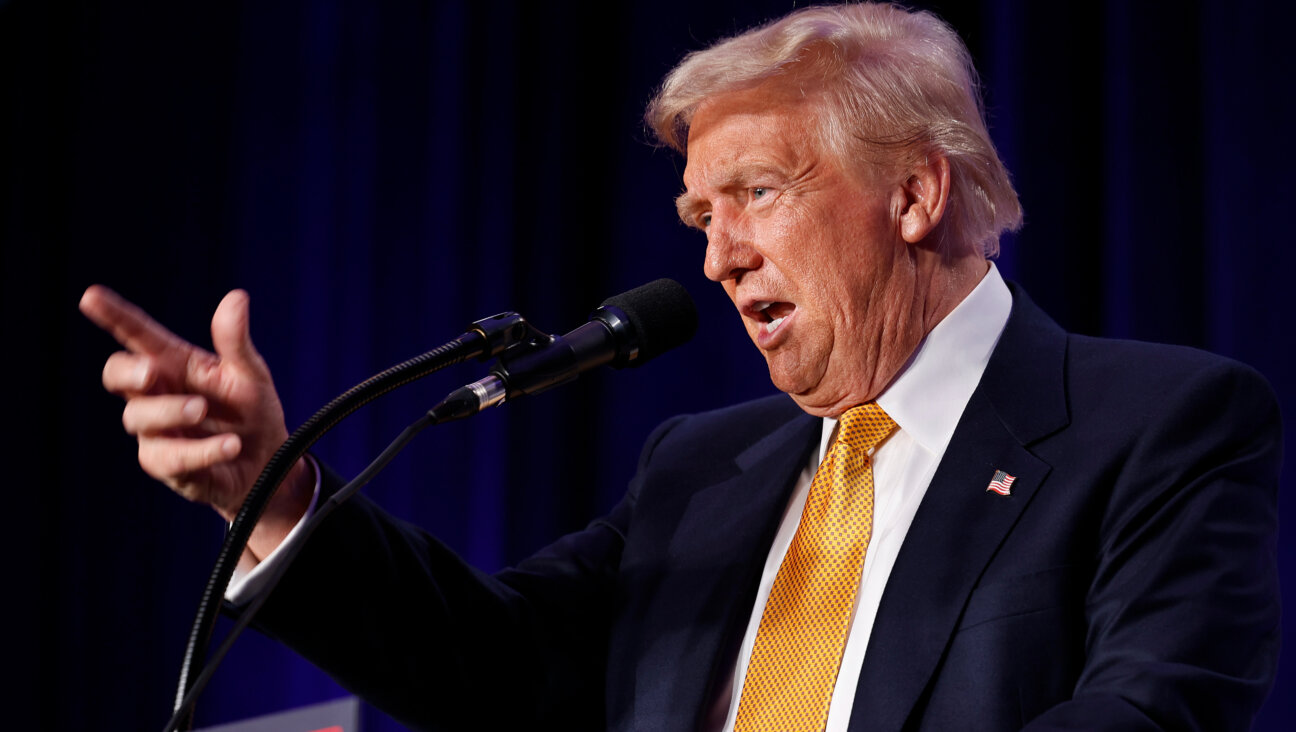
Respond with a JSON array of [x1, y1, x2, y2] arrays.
[[820, 263, 1013, 458]]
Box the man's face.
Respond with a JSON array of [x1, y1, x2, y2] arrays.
[[678, 85, 923, 416]]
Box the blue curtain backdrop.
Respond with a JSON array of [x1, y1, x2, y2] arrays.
[[3, 1, 1293, 729]]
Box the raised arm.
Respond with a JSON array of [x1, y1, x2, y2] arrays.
[[80, 285, 312, 561]]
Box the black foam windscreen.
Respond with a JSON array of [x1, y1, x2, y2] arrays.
[[601, 278, 698, 367]]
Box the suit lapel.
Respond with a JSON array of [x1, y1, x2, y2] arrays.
[[632, 409, 820, 731], [849, 287, 1070, 731]]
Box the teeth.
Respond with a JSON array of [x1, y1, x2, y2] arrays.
[[764, 316, 786, 334], [754, 301, 772, 313]]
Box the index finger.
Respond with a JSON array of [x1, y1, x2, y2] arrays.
[[80, 285, 189, 356]]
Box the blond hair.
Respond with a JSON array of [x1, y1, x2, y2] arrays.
[[645, 3, 1022, 256]]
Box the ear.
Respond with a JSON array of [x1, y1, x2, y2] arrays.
[[898, 153, 951, 244]]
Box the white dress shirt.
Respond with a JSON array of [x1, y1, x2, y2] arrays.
[[707, 264, 1012, 731]]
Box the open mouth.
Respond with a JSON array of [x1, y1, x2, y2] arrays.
[[754, 301, 795, 334]]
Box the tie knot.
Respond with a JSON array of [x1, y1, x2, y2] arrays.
[[836, 402, 896, 452]]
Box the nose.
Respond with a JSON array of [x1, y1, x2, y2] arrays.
[[703, 214, 763, 283]]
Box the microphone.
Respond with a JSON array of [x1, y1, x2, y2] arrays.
[[433, 278, 697, 421], [166, 279, 694, 731]]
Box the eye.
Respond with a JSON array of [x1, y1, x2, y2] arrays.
[[752, 187, 767, 199], [700, 213, 712, 228]]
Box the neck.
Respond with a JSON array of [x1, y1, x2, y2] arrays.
[[917, 255, 991, 337]]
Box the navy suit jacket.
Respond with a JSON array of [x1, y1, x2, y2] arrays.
[[256, 286, 1282, 731]]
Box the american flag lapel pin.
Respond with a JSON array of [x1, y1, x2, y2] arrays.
[[986, 469, 1016, 496]]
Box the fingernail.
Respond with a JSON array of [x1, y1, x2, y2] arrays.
[[182, 397, 204, 422], [221, 436, 240, 457], [134, 362, 151, 388]]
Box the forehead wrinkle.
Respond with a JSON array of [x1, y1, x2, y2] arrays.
[[679, 99, 816, 227]]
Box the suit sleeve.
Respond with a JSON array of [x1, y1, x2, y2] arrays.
[[248, 414, 687, 731], [1023, 361, 1282, 731]]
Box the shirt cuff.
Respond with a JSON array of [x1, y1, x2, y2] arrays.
[[224, 454, 322, 605]]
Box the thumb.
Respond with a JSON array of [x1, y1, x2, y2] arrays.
[[211, 289, 267, 374]]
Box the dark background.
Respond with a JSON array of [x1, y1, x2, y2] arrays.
[[3, 0, 1293, 729]]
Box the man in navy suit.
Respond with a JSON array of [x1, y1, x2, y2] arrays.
[[81, 3, 1280, 730]]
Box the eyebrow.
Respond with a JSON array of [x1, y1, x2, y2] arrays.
[[675, 190, 705, 228]]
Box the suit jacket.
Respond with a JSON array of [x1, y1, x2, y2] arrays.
[[255, 286, 1282, 731]]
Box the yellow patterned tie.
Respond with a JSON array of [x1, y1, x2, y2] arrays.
[[734, 402, 897, 732]]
